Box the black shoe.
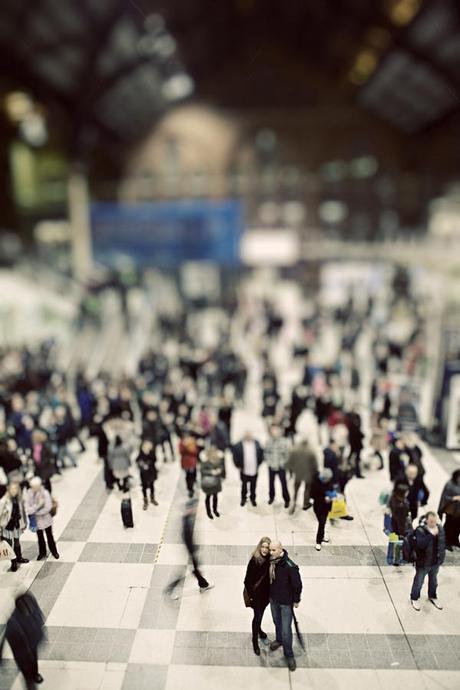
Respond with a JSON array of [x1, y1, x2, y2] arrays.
[[35, 674, 44, 684], [240, 499, 246, 507], [268, 498, 274, 505], [252, 639, 260, 656], [214, 511, 220, 517], [302, 504, 312, 511], [356, 475, 365, 479], [287, 657, 296, 672], [446, 545, 453, 552], [206, 512, 214, 520], [270, 640, 282, 651], [340, 515, 354, 521], [284, 502, 290, 509], [8, 561, 18, 572], [251, 499, 257, 507], [259, 630, 267, 640], [37, 553, 47, 561], [51, 551, 60, 560], [16, 557, 29, 564], [151, 496, 158, 506]]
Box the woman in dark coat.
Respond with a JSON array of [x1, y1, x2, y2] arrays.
[[438, 469, 460, 550], [199, 446, 224, 519], [244, 537, 271, 656], [136, 440, 158, 509]]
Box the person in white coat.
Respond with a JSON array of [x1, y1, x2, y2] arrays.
[[26, 477, 59, 561]]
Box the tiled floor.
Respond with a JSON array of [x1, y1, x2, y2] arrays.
[[1, 430, 459, 690]]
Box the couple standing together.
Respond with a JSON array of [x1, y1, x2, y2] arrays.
[[244, 538, 302, 672]]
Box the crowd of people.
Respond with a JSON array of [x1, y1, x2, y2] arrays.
[[1, 279, 460, 681]]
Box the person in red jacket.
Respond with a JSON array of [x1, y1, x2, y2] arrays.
[[179, 431, 199, 497]]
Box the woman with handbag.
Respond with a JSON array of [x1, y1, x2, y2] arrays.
[[0, 480, 29, 572], [244, 537, 271, 656], [438, 470, 460, 550], [200, 446, 224, 519], [26, 476, 59, 560]]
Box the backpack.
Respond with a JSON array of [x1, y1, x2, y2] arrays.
[[402, 527, 417, 563]]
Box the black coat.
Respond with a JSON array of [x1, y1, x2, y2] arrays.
[[0, 593, 44, 677], [394, 473, 426, 510], [269, 550, 302, 606], [136, 451, 157, 483], [323, 448, 339, 485], [231, 441, 264, 472], [414, 523, 446, 568], [310, 474, 335, 514], [244, 556, 270, 608]]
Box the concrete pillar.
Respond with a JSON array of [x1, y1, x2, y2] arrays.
[[68, 170, 93, 280]]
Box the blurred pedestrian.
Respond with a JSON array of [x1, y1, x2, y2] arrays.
[[438, 469, 460, 551], [0, 591, 45, 688], [0, 480, 29, 571], [26, 477, 59, 561], [265, 424, 290, 508], [286, 438, 318, 514], [231, 432, 264, 507], [179, 431, 199, 497], [136, 440, 158, 509], [200, 446, 225, 519]]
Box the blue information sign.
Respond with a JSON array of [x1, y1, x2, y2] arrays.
[[91, 199, 243, 267]]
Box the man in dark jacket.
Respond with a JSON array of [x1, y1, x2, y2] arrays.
[[268, 540, 302, 672], [0, 592, 44, 688], [231, 432, 264, 507], [410, 511, 446, 611]]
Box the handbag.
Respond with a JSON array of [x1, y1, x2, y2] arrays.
[[0, 539, 15, 561], [328, 495, 348, 519], [243, 570, 267, 608], [383, 512, 392, 535]]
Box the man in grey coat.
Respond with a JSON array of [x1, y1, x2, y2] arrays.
[[286, 438, 318, 514]]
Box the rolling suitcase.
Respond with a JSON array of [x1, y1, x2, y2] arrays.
[[121, 497, 134, 528]]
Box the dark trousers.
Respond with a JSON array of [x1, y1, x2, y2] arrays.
[[141, 479, 155, 499], [349, 449, 363, 477], [445, 514, 460, 547], [293, 479, 312, 508], [241, 473, 257, 503], [270, 599, 294, 658], [268, 468, 290, 504], [314, 506, 329, 544], [37, 526, 57, 556], [3, 536, 23, 567], [205, 493, 218, 516], [102, 457, 114, 489], [251, 604, 267, 641], [185, 469, 196, 496], [410, 565, 439, 600], [165, 552, 209, 593]]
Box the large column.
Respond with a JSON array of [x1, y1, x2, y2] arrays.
[[68, 170, 93, 281]]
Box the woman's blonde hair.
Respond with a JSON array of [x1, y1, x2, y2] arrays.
[[252, 536, 271, 564]]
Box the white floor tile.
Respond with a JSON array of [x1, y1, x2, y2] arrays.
[[129, 629, 176, 664]]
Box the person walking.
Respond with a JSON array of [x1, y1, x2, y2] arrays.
[[268, 540, 302, 672], [310, 468, 334, 551], [438, 469, 460, 551], [0, 591, 45, 688], [136, 440, 158, 509], [26, 477, 59, 561], [165, 498, 213, 598], [200, 446, 225, 519], [410, 511, 446, 611], [231, 432, 264, 507], [0, 480, 29, 572], [265, 425, 290, 508], [244, 537, 271, 656], [285, 438, 318, 514], [179, 431, 199, 497]]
